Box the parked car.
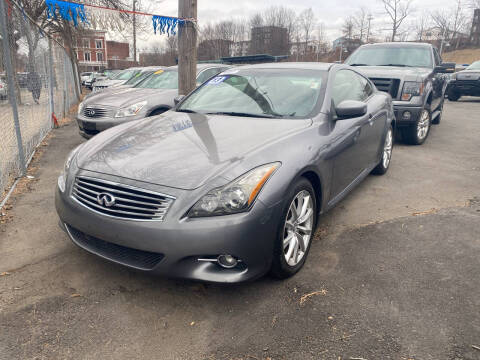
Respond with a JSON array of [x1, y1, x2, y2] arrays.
[[447, 60, 480, 101], [56, 62, 395, 283], [89, 67, 163, 96], [345, 42, 454, 145], [92, 68, 143, 93], [80, 72, 92, 86], [0, 79, 7, 99], [76, 64, 231, 138], [84, 72, 108, 90]]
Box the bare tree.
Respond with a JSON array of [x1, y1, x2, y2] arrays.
[[450, 0, 468, 48], [299, 8, 316, 51], [414, 11, 430, 41], [353, 8, 369, 41], [380, 0, 413, 41], [342, 16, 355, 39]]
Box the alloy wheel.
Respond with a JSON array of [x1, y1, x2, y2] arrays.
[[417, 110, 430, 140], [283, 190, 314, 267], [382, 128, 393, 169]]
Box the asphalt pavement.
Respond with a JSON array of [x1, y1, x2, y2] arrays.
[[0, 99, 479, 360]]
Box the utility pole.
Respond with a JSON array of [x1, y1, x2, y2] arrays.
[[178, 0, 197, 95], [133, 0, 137, 63], [366, 14, 373, 43]]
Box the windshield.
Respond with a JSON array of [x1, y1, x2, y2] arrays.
[[467, 61, 480, 70], [124, 71, 154, 85], [135, 70, 179, 89], [114, 70, 140, 81], [346, 46, 433, 68], [177, 69, 325, 118]]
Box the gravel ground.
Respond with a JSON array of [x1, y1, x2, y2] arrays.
[[0, 99, 479, 360]]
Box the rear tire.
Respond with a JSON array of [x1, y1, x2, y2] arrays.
[[271, 178, 317, 279], [372, 125, 393, 175], [448, 92, 461, 101], [403, 107, 431, 145]]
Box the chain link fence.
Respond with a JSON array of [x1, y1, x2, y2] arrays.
[[0, 0, 79, 197]]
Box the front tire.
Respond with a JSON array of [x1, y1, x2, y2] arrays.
[[271, 178, 317, 279], [448, 91, 461, 101], [372, 125, 393, 175], [403, 107, 431, 145]]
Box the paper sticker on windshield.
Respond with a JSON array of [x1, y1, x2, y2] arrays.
[[208, 76, 228, 85], [154, 70, 164, 75]]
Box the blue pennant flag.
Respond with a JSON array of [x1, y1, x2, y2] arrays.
[[45, 0, 88, 27], [152, 15, 183, 36]]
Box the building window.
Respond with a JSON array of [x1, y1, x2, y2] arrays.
[[84, 52, 91, 62], [75, 51, 79, 60], [97, 52, 103, 62], [95, 40, 103, 49], [83, 38, 90, 48]]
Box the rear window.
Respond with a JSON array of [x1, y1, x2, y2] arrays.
[[346, 46, 433, 68]]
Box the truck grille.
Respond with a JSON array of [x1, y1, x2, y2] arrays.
[[370, 78, 401, 99], [65, 224, 164, 270], [83, 107, 111, 118], [72, 176, 175, 221]]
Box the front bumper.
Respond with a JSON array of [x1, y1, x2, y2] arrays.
[[392, 104, 422, 126], [55, 182, 283, 283], [76, 115, 138, 139], [448, 80, 480, 96]]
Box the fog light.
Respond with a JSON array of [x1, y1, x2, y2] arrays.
[[217, 254, 238, 269], [403, 111, 412, 120]]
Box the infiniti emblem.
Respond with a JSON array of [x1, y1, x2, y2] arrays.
[[97, 192, 116, 207]]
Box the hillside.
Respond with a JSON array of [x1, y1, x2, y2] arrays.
[[442, 48, 480, 65]]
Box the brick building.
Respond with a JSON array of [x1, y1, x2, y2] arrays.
[[106, 41, 135, 69], [74, 30, 108, 72]]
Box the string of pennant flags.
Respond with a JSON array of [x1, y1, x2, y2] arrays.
[[44, 0, 193, 36]]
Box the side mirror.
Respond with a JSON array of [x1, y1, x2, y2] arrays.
[[435, 62, 456, 74], [335, 100, 367, 119], [174, 95, 186, 105]]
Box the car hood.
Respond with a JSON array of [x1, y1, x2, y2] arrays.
[[77, 111, 312, 190], [456, 70, 480, 81], [85, 88, 164, 108], [353, 66, 432, 82], [95, 79, 126, 87]]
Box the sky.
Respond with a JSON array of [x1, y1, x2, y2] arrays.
[[128, 0, 475, 50]]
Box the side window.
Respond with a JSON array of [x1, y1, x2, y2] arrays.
[[332, 70, 370, 106], [196, 68, 223, 85]]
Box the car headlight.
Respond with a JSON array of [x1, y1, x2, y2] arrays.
[[401, 82, 424, 101], [77, 101, 84, 115], [188, 162, 281, 218], [114, 101, 147, 118], [58, 145, 82, 193]]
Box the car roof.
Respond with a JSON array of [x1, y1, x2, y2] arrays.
[[233, 62, 334, 71], [360, 42, 432, 49]]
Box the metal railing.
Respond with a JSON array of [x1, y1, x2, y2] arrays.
[[0, 0, 80, 197]]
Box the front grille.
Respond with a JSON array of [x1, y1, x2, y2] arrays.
[[65, 224, 164, 270], [370, 78, 401, 99], [72, 176, 175, 221], [83, 106, 111, 118]]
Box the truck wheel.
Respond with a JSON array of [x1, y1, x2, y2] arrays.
[[432, 101, 443, 125], [403, 107, 431, 145], [448, 92, 461, 101]]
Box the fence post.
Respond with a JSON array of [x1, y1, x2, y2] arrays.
[[62, 51, 68, 117], [48, 39, 55, 127], [0, 0, 26, 176]]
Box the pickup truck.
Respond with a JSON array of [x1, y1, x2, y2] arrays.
[[345, 42, 455, 145]]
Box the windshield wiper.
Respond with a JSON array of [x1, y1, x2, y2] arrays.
[[379, 64, 412, 67], [206, 111, 281, 118]]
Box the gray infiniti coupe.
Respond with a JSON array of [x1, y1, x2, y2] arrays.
[[56, 63, 395, 283]]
